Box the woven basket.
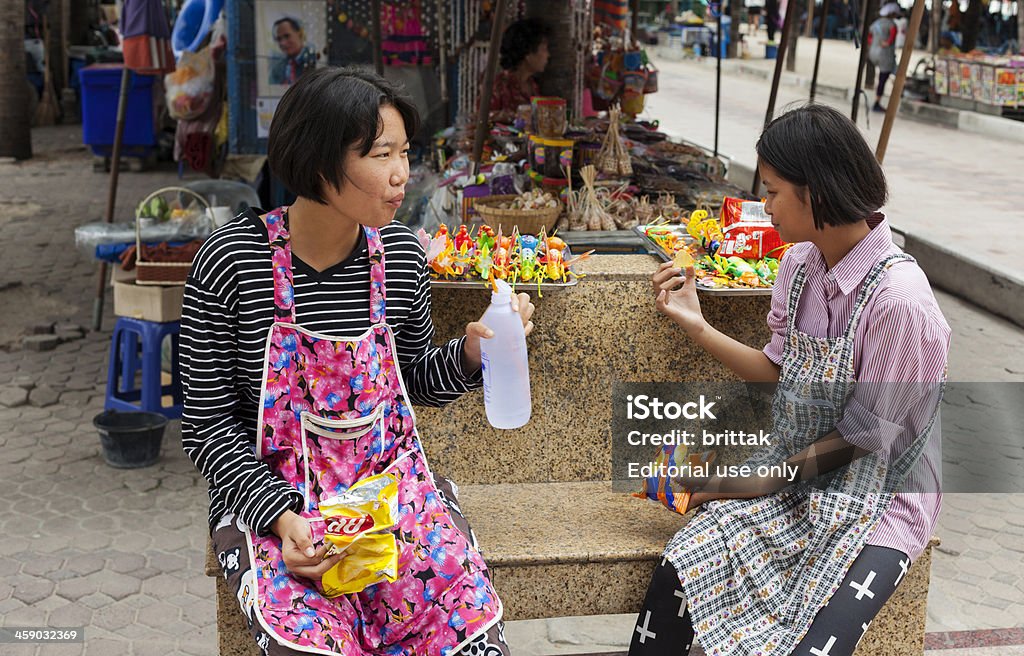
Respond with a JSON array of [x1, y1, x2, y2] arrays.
[[135, 187, 210, 286], [473, 195, 562, 234]]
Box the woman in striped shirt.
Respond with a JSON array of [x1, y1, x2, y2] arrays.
[[181, 68, 532, 655], [632, 104, 949, 656]]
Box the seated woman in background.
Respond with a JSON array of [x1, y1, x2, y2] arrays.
[[487, 17, 551, 123]]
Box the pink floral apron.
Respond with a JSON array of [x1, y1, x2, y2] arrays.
[[244, 207, 503, 655]]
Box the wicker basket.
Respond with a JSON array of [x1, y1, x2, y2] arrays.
[[473, 195, 562, 235], [135, 187, 210, 286]]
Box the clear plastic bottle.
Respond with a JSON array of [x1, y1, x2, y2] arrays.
[[479, 280, 532, 429]]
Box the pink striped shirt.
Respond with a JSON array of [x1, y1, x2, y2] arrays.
[[763, 214, 950, 560]]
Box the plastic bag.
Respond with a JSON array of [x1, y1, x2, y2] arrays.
[[165, 48, 214, 120], [319, 473, 400, 597], [634, 448, 716, 515]]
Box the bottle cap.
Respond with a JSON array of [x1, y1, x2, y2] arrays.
[[491, 278, 514, 304]]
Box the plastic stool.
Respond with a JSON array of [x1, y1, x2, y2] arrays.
[[106, 317, 183, 419]]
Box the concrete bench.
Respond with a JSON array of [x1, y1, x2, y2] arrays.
[[204, 494, 938, 655], [204, 257, 939, 654]]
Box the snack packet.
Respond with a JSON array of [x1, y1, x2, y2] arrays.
[[633, 447, 717, 515], [318, 472, 400, 597], [718, 197, 786, 260]]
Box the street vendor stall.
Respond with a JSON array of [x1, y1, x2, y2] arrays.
[[933, 54, 1024, 116]]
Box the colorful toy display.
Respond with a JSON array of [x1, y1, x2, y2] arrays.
[[417, 224, 593, 291], [640, 204, 791, 290]]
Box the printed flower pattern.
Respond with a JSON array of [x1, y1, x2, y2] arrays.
[[249, 208, 501, 655]]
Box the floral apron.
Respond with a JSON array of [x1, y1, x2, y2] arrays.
[[665, 253, 943, 655], [244, 208, 503, 655]]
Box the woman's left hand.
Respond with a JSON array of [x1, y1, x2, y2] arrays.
[[462, 292, 535, 372]]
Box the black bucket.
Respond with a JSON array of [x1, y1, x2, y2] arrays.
[[93, 410, 168, 468]]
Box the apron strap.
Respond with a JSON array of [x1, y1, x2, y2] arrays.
[[885, 374, 947, 490], [784, 262, 809, 335], [364, 226, 387, 325], [266, 207, 297, 324], [842, 252, 915, 338]]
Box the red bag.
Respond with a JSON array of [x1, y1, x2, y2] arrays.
[[718, 197, 787, 259]]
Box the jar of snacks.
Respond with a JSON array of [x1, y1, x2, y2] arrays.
[[531, 96, 567, 138]]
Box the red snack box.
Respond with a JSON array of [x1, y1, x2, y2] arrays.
[[718, 197, 786, 259]]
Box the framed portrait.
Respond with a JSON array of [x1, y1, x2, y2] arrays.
[[255, 0, 327, 98]]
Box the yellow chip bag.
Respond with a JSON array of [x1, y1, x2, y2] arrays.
[[318, 472, 400, 597]]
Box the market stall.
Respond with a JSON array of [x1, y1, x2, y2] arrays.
[[932, 54, 1024, 115]]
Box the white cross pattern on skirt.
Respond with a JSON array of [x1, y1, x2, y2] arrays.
[[635, 610, 657, 644], [809, 635, 838, 656], [895, 558, 910, 587], [849, 570, 877, 600], [673, 589, 687, 617]]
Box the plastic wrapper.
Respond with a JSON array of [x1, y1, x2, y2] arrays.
[[165, 49, 215, 120], [718, 197, 787, 260], [634, 448, 716, 515], [75, 219, 213, 257], [318, 473, 400, 597]]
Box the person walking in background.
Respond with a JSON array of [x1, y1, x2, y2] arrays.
[[765, 0, 781, 40], [868, 2, 900, 112], [747, 0, 765, 34]]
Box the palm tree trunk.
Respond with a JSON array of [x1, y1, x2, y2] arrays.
[[0, 0, 32, 159]]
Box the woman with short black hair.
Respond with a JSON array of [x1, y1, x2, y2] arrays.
[[181, 67, 527, 655], [633, 104, 948, 656], [487, 17, 552, 122]]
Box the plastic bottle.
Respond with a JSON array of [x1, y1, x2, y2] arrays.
[[479, 279, 532, 429]]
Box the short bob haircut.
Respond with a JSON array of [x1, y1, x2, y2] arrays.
[[267, 67, 419, 205], [756, 104, 887, 230], [499, 18, 551, 71]]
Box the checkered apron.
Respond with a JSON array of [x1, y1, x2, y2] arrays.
[[665, 253, 943, 655]]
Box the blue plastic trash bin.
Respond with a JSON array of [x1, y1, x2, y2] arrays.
[[79, 63, 157, 157]]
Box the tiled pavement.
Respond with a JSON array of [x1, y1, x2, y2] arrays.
[[1, 126, 1021, 656]]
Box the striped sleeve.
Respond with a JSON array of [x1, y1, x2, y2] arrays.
[[391, 235, 483, 407], [179, 243, 302, 537]]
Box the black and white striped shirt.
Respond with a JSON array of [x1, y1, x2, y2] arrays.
[[179, 209, 480, 536]]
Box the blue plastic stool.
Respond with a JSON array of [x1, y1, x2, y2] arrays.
[[106, 318, 183, 419]]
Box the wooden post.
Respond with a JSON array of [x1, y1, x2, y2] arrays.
[[810, 0, 832, 100], [751, 0, 799, 194], [632, 0, 642, 42], [805, 0, 816, 36], [875, 0, 925, 163], [471, 0, 509, 175]]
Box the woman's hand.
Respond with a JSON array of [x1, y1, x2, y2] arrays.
[[271, 510, 343, 580], [652, 263, 706, 337], [463, 292, 535, 372]]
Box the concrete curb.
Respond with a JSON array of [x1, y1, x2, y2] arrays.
[[722, 160, 1024, 328], [668, 50, 1024, 145]]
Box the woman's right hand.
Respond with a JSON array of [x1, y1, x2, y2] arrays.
[[652, 262, 706, 336], [271, 510, 344, 580]]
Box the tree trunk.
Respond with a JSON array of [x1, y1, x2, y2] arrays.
[[1018, 0, 1024, 54], [961, 0, 982, 51], [46, 0, 65, 93], [0, 0, 32, 159], [928, 0, 942, 52], [729, 0, 741, 57]]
